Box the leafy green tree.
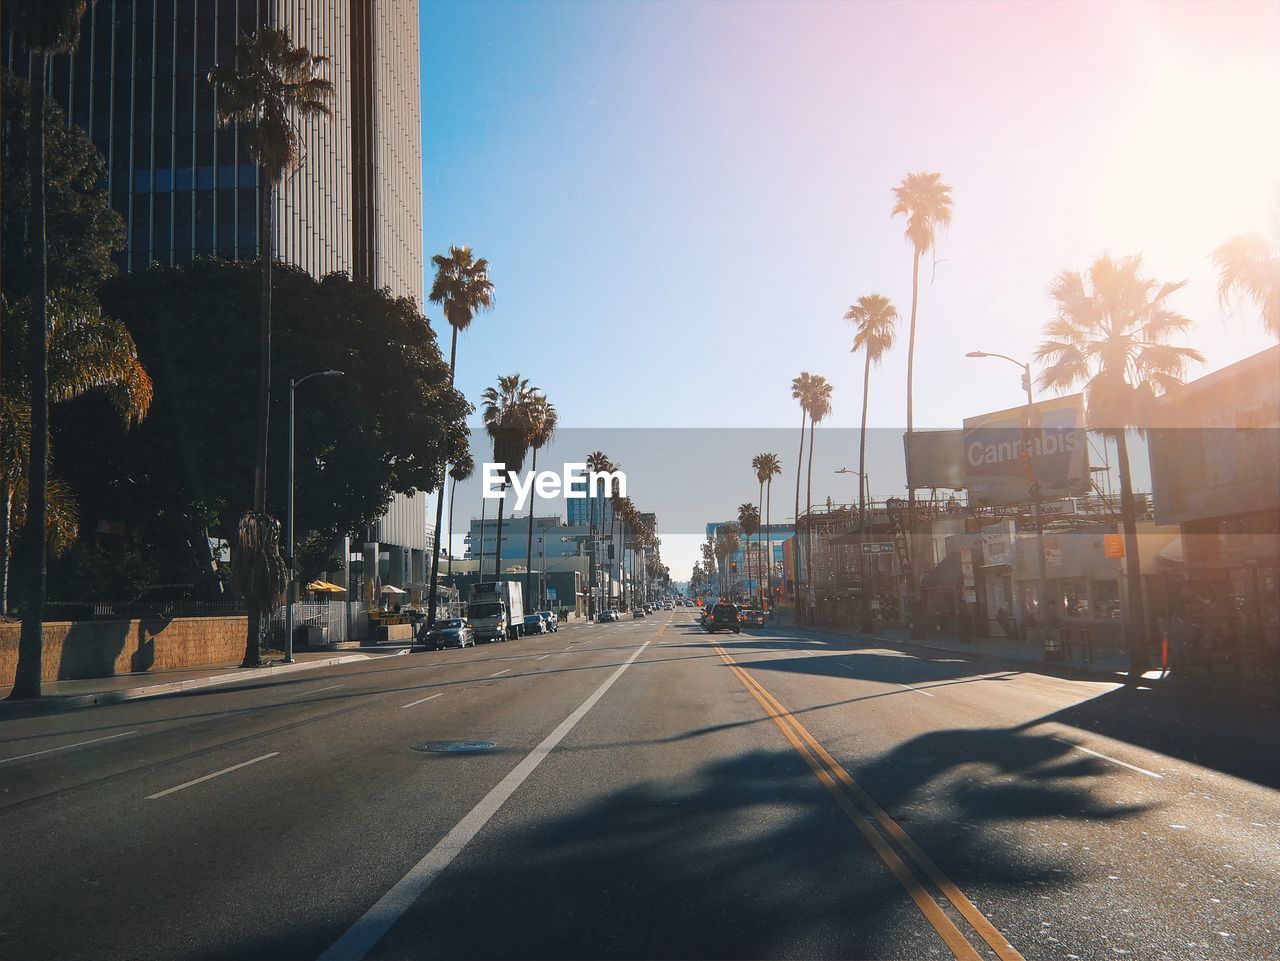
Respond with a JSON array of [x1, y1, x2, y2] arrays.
[[53, 260, 469, 605], [208, 26, 335, 666], [4, 1, 94, 699], [425, 245, 494, 626], [1036, 253, 1202, 678]]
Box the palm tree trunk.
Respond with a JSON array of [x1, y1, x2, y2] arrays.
[[905, 245, 923, 638], [859, 349, 873, 631], [1, 486, 12, 616], [765, 478, 773, 613], [12, 54, 50, 700], [806, 417, 817, 613], [524, 447, 538, 604], [493, 481, 506, 582], [758, 480, 765, 609], [1114, 430, 1148, 680], [425, 330, 459, 631], [478, 492, 487, 579], [794, 408, 806, 621], [587, 495, 596, 619]]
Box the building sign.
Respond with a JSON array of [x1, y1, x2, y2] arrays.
[[960, 547, 975, 587], [962, 394, 1090, 507], [963, 589, 978, 603], [981, 520, 1017, 568], [860, 542, 896, 555], [1104, 534, 1125, 559]]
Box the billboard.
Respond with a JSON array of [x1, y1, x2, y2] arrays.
[[905, 430, 967, 490], [962, 394, 1089, 507]]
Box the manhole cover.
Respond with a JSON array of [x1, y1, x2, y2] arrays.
[[414, 740, 497, 754]]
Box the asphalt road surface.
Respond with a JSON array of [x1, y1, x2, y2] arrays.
[[1, 610, 1276, 960]]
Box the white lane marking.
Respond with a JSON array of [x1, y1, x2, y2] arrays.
[[489, 669, 510, 677], [898, 682, 934, 697], [293, 684, 344, 697], [400, 692, 445, 709], [1050, 735, 1163, 779], [319, 639, 653, 961], [0, 730, 138, 765], [800, 650, 817, 657], [146, 752, 279, 799], [536, 654, 551, 661]]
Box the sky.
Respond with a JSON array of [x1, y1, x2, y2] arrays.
[[419, 0, 1280, 578]]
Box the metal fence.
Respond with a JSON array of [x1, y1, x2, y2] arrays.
[[271, 601, 369, 644], [89, 599, 248, 619]]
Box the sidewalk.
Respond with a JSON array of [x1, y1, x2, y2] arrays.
[[0, 648, 399, 718]]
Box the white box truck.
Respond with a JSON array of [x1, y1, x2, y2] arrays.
[[468, 580, 525, 642]]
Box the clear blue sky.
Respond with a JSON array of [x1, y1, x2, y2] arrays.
[[420, 0, 1280, 576]]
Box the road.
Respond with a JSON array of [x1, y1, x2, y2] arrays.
[[1, 609, 1276, 960]]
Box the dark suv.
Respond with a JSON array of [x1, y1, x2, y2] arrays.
[[705, 603, 741, 634]]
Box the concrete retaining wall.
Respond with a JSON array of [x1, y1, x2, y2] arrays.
[[0, 616, 249, 686]]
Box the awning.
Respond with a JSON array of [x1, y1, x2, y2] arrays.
[[306, 580, 346, 594], [921, 553, 963, 590], [380, 585, 408, 595]]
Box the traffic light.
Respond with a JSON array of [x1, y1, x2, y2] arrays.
[[730, 561, 737, 572]]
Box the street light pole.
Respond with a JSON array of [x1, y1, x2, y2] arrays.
[[965, 351, 1049, 651], [285, 369, 344, 664]]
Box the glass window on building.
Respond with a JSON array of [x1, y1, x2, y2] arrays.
[[1092, 580, 1121, 619], [1061, 579, 1089, 618]]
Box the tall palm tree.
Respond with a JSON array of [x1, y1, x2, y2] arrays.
[[753, 452, 781, 610], [2, 294, 152, 616], [423, 245, 494, 627], [805, 377, 833, 517], [481, 374, 535, 582], [446, 452, 475, 581], [5, 0, 92, 699], [892, 171, 952, 636], [791, 372, 817, 570], [584, 450, 612, 617], [844, 295, 898, 523], [737, 503, 760, 604], [522, 394, 557, 603], [209, 27, 334, 667], [1212, 210, 1279, 340], [1036, 254, 1202, 679], [716, 523, 740, 599]]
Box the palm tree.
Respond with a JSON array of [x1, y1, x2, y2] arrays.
[[522, 394, 557, 603], [791, 372, 817, 544], [716, 523, 740, 599], [209, 27, 334, 667], [2, 294, 153, 617], [5, 1, 92, 699], [844, 295, 898, 523], [584, 451, 612, 617], [423, 245, 494, 627], [481, 375, 535, 582], [1212, 211, 1278, 340], [446, 452, 475, 581], [737, 503, 760, 605], [753, 453, 781, 611], [892, 171, 952, 636], [1036, 253, 1203, 679], [805, 377, 833, 517]]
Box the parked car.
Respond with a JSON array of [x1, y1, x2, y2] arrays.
[[632, 608, 646, 619], [705, 603, 741, 634], [420, 618, 475, 650], [599, 610, 619, 623], [522, 613, 547, 635], [536, 611, 559, 632]]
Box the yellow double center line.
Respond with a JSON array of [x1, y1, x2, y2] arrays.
[[711, 642, 1023, 961]]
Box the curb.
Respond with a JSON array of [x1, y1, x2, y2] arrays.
[[0, 652, 392, 719]]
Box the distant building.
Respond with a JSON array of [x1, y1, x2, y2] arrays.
[[566, 493, 614, 529]]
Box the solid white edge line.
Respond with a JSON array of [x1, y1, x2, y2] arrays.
[[1051, 735, 1163, 779], [146, 752, 280, 799], [318, 639, 653, 961], [898, 682, 934, 697], [400, 692, 445, 709], [293, 684, 344, 697], [0, 730, 138, 765], [536, 654, 551, 660], [489, 669, 510, 677]]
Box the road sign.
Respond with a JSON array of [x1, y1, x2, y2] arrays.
[[861, 542, 895, 555], [546, 588, 557, 601]]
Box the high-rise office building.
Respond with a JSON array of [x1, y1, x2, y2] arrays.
[[3, 1, 421, 301], [4, 1, 433, 590]]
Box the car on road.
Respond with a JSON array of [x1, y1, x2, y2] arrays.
[[599, 610, 619, 622], [522, 613, 547, 635], [699, 608, 711, 628], [740, 609, 766, 627], [704, 603, 741, 634], [420, 618, 475, 650], [632, 609, 645, 619], [536, 611, 559, 632]]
